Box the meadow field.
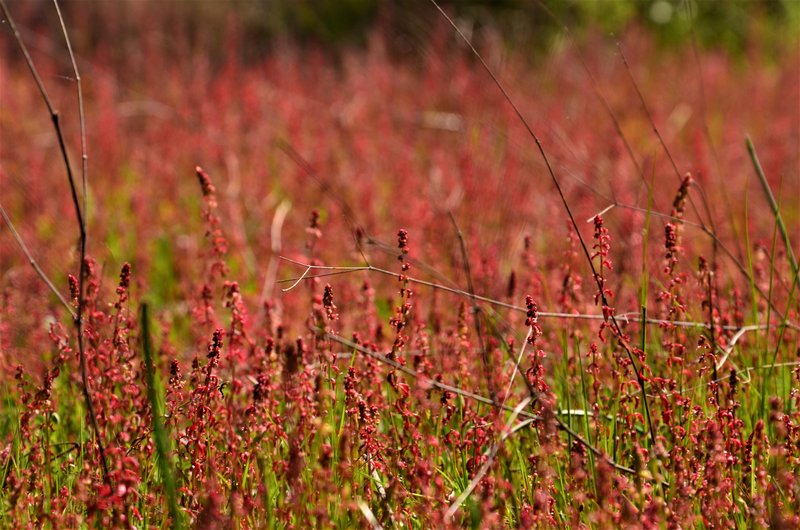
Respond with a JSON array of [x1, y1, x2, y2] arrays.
[[1, 1, 799, 527]]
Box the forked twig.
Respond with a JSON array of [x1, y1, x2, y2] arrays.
[[715, 325, 761, 371], [429, 0, 657, 446], [0, 0, 109, 481], [279, 257, 796, 332]]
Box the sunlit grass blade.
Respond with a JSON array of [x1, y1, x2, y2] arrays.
[[141, 303, 184, 529]]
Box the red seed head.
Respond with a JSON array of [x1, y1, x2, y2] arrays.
[[195, 166, 216, 197], [68, 274, 79, 307]]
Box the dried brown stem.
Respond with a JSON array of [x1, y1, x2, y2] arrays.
[[0, 0, 108, 481], [430, 0, 656, 447], [279, 257, 798, 332]]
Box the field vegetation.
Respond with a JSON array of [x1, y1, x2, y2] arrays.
[[1, 1, 799, 527]]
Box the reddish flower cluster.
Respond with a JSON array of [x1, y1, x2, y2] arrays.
[[1, 11, 799, 528]]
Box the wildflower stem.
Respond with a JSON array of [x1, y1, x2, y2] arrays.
[[0, 0, 109, 482], [280, 257, 798, 331]]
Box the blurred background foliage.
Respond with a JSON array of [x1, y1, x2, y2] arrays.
[[6, 0, 799, 64]]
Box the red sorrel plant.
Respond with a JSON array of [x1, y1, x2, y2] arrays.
[[2, 1, 800, 527]]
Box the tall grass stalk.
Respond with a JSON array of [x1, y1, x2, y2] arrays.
[[140, 303, 184, 529]]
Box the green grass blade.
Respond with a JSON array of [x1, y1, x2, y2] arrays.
[[141, 303, 184, 529], [746, 137, 798, 278]]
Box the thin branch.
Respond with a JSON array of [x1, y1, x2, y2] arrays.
[[430, 0, 656, 446], [279, 257, 798, 332], [500, 327, 531, 409], [0, 0, 56, 113], [588, 204, 616, 222], [0, 0, 109, 481], [532, 0, 650, 203], [356, 499, 383, 530], [258, 199, 291, 305], [715, 325, 764, 371], [615, 42, 710, 228], [276, 138, 363, 234], [52, 0, 87, 216]]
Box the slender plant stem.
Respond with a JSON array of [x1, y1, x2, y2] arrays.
[[140, 304, 184, 528], [280, 257, 797, 332], [430, 0, 659, 446], [0, 0, 109, 481], [53, 0, 88, 217], [746, 137, 799, 279]]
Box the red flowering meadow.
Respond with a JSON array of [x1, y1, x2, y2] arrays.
[[1, 3, 799, 528]]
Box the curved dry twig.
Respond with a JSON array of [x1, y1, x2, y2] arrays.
[[0, 0, 109, 481], [279, 257, 797, 332]]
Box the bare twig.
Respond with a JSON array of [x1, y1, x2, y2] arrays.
[[430, 0, 656, 446], [52, 0, 87, 216], [279, 257, 798, 332], [356, 499, 383, 530], [500, 327, 532, 409], [0, 0, 109, 481], [715, 325, 761, 371], [275, 139, 363, 234], [615, 42, 708, 225], [259, 199, 291, 305]]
